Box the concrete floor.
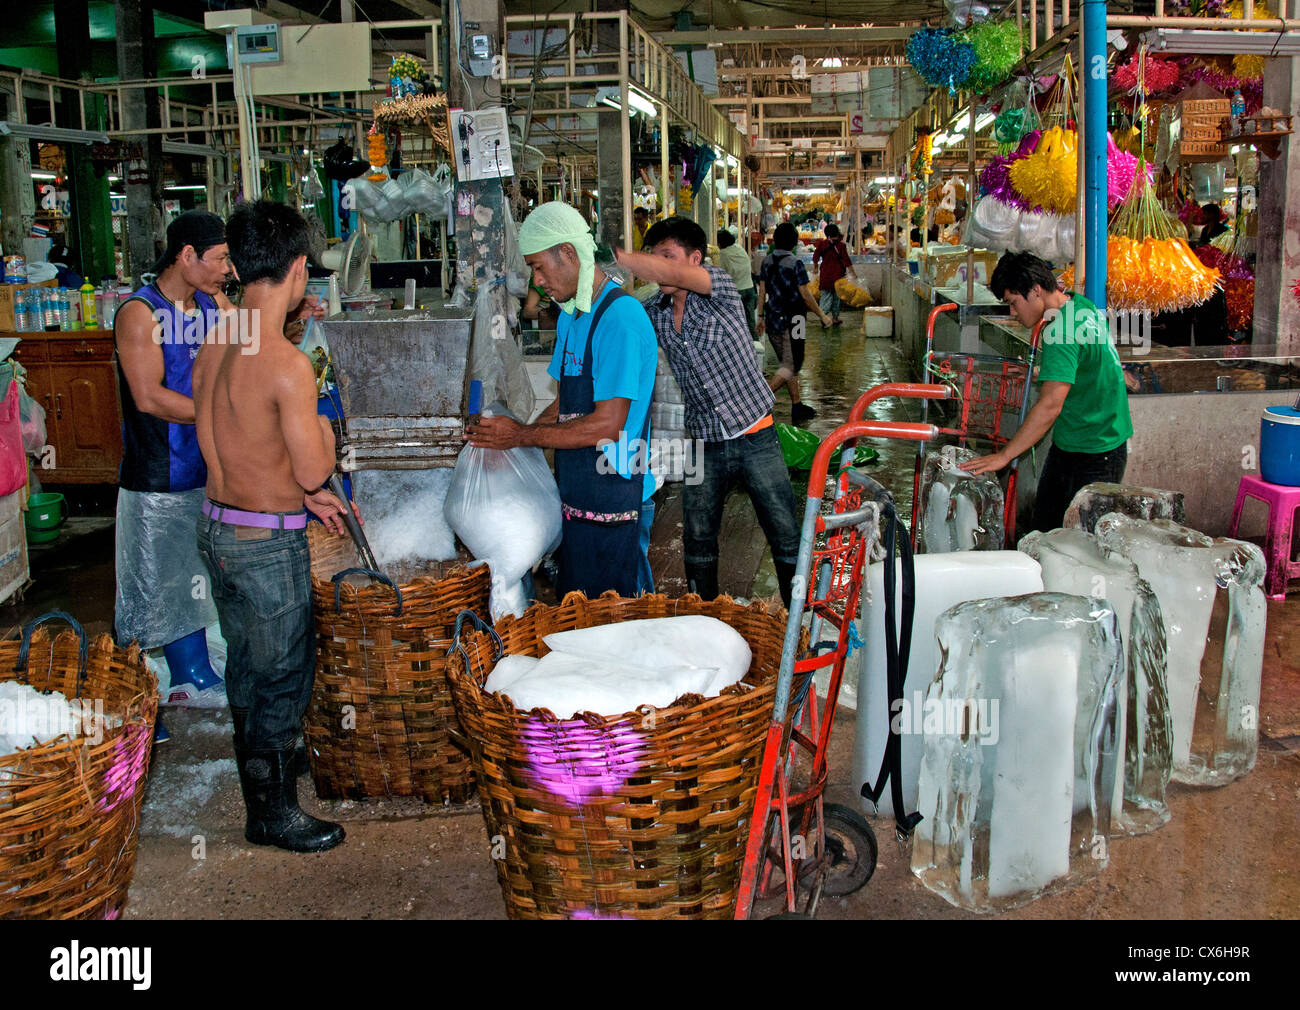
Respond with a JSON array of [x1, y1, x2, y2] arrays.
[[7, 312, 1298, 920]]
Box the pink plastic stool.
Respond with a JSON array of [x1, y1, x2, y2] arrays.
[[1228, 473, 1300, 599]]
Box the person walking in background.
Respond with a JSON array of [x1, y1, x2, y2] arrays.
[[716, 229, 758, 338], [812, 223, 857, 327], [757, 222, 831, 424]]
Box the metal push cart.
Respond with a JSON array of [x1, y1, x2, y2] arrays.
[[734, 402, 946, 919], [909, 303, 1046, 548]]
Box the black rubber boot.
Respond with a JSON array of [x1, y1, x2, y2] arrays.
[[235, 743, 345, 853], [774, 560, 798, 610], [685, 563, 719, 602], [232, 707, 308, 777]]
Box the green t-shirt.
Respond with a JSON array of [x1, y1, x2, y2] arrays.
[[1035, 293, 1133, 454]]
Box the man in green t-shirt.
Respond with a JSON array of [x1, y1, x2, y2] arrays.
[[963, 252, 1133, 532]]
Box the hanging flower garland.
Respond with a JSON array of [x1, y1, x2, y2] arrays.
[[960, 22, 1025, 94], [1009, 126, 1078, 215], [1112, 54, 1181, 95], [980, 129, 1042, 210], [1107, 158, 1221, 312], [912, 130, 934, 178], [1106, 134, 1153, 209], [906, 28, 977, 92]]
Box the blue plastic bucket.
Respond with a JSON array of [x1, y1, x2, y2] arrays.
[[1260, 406, 1300, 486]]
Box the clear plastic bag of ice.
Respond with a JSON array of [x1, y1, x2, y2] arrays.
[[444, 405, 563, 620]]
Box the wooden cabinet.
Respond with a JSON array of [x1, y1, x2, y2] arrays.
[[7, 329, 123, 484]]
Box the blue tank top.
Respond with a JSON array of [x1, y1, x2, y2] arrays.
[[114, 282, 219, 492]]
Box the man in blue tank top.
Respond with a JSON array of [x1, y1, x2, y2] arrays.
[[114, 212, 234, 738]]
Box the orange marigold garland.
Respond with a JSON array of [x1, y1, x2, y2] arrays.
[[1106, 156, 1221, 313]]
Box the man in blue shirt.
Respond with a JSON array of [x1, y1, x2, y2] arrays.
[[467, 202, 657, 598]]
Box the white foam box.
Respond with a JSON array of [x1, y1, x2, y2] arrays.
[[0, 489, 30, 604], [861, 306, 894, 337]]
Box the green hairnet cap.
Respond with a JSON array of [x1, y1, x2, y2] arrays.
[[517, 201, 597, 314]]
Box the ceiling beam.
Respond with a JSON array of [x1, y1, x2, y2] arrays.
[[659, 27, 915, 46], [387, 0, 444, 17]]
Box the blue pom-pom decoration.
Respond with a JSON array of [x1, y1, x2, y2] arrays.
[[906, 27, 977, 92]]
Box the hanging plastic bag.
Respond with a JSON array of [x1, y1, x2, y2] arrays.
[[17, 381, 45, 456], [443, 403, 562, 620], [0, 380, 26, 496], [966, 196, 1022, 251]]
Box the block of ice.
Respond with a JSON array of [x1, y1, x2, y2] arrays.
[[543, 616, 752, 696], [1094, 514, 1265, 787], [1063, 482, 1185, 534], [1019, 529, 1172, 834], [353, 468, 457, 569], [916, 445, 1004, 553], [489, 651, 731, 718], [852, 551, 1043, 817], [911, 592, 1121, 912]]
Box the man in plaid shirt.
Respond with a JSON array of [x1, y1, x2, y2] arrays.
[[612, 217, 800, 606]]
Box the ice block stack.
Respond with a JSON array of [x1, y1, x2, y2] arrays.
[[1019, 528, 1173, 835], [1094, 514, 1266, 787], [1063, 482, 1185, 534], [915, 444, 1005, 553], [853, 551, 1043, 817], [911, 592, 1121, 913]]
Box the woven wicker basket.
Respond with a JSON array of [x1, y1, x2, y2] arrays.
[[304, 523, 489, 804], [0, 613, 158, 920], [448, 591, 801, 920]]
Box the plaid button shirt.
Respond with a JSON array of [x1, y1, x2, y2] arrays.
[[646, 266, 774, 441], [759, 249, 810, 335]]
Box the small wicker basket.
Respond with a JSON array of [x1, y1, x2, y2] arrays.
[[0, 612, 158, 920], [304, 524, 489, 804], [448, 591, 802, 920]]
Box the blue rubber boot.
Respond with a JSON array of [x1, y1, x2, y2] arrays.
[[154, 716, 171, 744], [162, 628, 223, 704]]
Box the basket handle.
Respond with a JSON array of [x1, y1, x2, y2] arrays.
[[331, 567, 403, 617], [15, 610, 89, 697], [449, 609, 502, 682]]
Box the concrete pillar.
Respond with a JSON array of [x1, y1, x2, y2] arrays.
[[56, 0, 114, 283], [115, 0, 163, 284], [1254, 56, 1300, 354]]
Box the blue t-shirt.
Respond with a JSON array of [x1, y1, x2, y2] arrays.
[[548, 279, 658, 501]]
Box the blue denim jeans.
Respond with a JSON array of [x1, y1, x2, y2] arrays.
[[196, 516, 314, 750], [638, 496, 655, 594], [682, 424, 800, 572]]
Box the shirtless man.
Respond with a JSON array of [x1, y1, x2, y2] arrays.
[[193, 200, 353, 853]]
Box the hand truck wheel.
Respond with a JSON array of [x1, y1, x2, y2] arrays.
[[813, 803, 878, 897]]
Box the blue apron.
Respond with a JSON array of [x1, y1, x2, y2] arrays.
[[554, 284, 647, 599]]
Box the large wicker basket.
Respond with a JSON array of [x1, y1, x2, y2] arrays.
[[304, 524, 489, 804], [0, 613, 158, 920], [448, 592, 799, 920]]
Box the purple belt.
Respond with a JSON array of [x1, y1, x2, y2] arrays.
[[203, 499, 308, 530]]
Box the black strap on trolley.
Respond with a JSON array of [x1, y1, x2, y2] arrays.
[[860, 497, 923, 840]]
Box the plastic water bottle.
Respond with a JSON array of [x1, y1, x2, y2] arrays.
[[58, 288, 72, 330], [80, 280, 97, 329], [13, 288, 29, 332], [42, 288, 58, 330], [1230, 90, 1245, 135]]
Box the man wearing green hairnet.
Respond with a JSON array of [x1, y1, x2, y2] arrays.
[[467, 202, 658, 598]]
